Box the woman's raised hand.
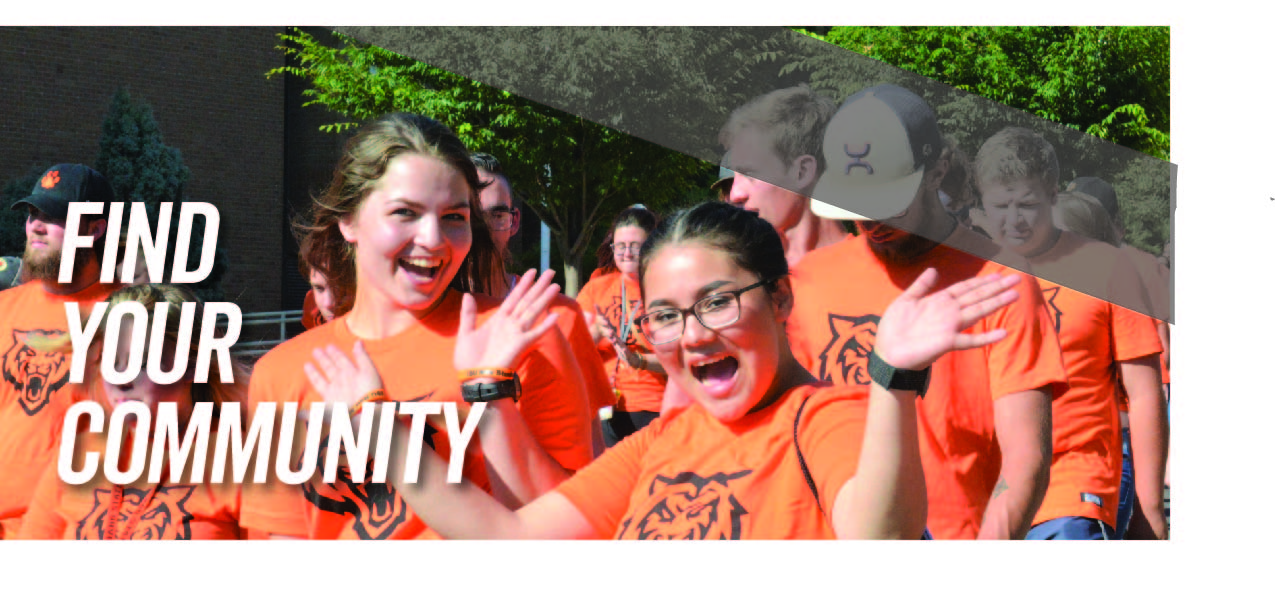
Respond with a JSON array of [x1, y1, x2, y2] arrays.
[[454, 269, 561, 372], [304, 341, 384, 406], [873, 269, 1022, 372]]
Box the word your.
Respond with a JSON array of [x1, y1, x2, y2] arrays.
[[65, 301, 240, 385], [58, 401, 483, 485], [62, 201, 220, 284]]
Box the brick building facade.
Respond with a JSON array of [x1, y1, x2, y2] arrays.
[[0, 26, 546, 330], [0, 27, 310, 316]]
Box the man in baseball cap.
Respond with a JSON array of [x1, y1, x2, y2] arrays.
[[710, 151, 736, 201], [0, 163, 119, 538], [786, 85, 1064, 539]]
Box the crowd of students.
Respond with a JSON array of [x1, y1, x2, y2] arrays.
[[0, 82, 1170, 540]]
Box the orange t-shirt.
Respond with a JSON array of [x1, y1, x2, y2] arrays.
[[301, 289, 326, 331], [16, 432, 243, 540], [555, 383, 868, 539], [241, 289, 594, 539], [548, 294, 614, 415], [1030, 281, 1161, 528], [575, 272, 666, 413], [1028, 235, 1162, 528], [785, 228, 1068, 540], [0, 280, 116, 537]]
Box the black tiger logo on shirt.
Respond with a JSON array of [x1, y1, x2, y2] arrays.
[[2, 328, 71, 416], [77, 485, 196, 540], [817, 314, 881, 386], [600, 294, 643, 348], [618, 470, 753, 540], [302, 397, 438, 540], [302, 436, 411, 540], [1041, 286, 1064, 332]]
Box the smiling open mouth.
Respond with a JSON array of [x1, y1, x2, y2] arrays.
[[692, 355, 739, 389], [399, 256, 442, 281]]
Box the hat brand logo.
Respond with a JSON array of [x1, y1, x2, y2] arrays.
[[40, 171, 61, 189], [843, 143, 873, 175]]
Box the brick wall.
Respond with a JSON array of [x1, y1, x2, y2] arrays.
[[0, 27, 286, 315]]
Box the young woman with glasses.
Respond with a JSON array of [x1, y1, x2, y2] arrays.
[[304, 201, 1024, 539], [576, 205, 668, 446]]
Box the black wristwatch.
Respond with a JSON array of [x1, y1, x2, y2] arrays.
[[461, 375, 522, 403], [867, 350, 930, 399]]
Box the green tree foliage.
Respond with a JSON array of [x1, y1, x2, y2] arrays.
[[795, 26, 1168, 159], [95, 88, 228, 300], [268, 28, 716, 295], [791, 26, 1171, 252]]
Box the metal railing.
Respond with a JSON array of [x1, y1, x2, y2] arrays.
[[227, 310, 304, 359]]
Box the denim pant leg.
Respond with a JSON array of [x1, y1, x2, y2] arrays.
[[1026, 517, 1114, 540], [1115, 427, 1135, 539]]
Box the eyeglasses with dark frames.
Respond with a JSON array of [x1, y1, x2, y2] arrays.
[[485, 206, 519, 231], [611, 242, 643, 254], [635, 278, 775, 345]]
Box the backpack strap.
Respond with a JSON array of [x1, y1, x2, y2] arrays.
[[793, 394, 823, 515]]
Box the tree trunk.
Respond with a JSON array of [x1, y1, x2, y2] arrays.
[[563, 261, 581, 299]]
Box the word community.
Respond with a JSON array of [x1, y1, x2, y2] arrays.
[[57, 401, 484, 485]]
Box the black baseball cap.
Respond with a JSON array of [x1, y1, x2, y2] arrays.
[[10, 163, 114, 220]]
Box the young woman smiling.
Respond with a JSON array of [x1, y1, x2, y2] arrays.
[[577, 206, 667, 446], [241, 113, 593, 540]]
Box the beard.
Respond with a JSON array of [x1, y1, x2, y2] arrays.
[[23, 241, 94, 283], [865, 230, 940, 266]]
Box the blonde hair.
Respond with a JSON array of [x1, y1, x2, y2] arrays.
[[973, 127, 1060, 192], [719, 85, 837, 174]]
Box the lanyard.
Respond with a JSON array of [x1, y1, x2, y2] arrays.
[[620, 279, 637, 345], [104, 437, 168, 540], [105, 481, 163, 540]]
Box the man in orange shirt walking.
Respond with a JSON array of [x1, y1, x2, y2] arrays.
[[788, 85, 1066, 540], [0, 164, 120, 537], [974, 128, 1166, 539]]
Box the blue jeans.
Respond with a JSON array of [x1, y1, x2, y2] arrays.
[[1026, 517, 1114, 540], [1116, 427, 1135, 539]]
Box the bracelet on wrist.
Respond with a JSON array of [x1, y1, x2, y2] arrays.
[[458, 367, 517, 382], [349, 388, 390, 417]]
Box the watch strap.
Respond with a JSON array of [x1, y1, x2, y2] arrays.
[[867, 350, 930, 399], [461, 375, 521, 403]]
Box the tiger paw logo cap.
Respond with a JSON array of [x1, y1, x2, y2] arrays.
[[811, 84, 943, 221], [11, 163, 114, 220]]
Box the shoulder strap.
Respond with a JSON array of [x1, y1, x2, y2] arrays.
[[793, 394, 823, 515]]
